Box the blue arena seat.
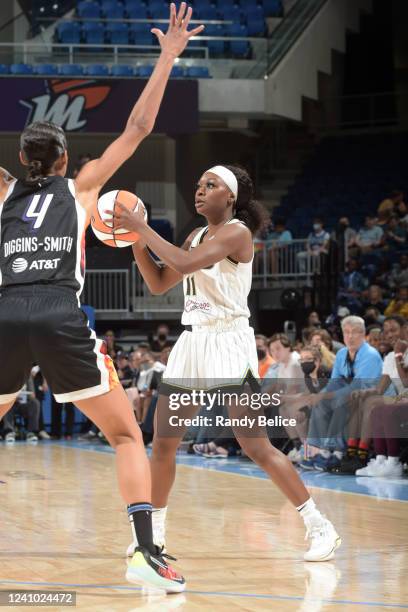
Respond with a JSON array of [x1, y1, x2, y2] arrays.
[[110, 63, 134, 76], [137, 64, 155, 77], [242, 5, 265, 22], [246, 17, 265, 36], [170, 65, 184, 78], [126, 2, 148, 18], [57, 22, 81, 44], [34, 63, 59, 75], [129, 24, 153, 47], [82, 21, 105, 46], [185, 66, 211, 78], [102, 1, 126, 18], [59, 63, 85, 76], [77, 1, 101, 18], [219, 6, 242, 22], [85, 63, 110, 76], [205, 24, 225, 56], [149, 3, 169, 19], [106, 22, 129, 45], [262, 0, 283, 17], [10, 63, 34, 75], [197, 6, 218, 20], [0, 64, 9, 74]]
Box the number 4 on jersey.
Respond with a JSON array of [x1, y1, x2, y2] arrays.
[[24, 193, 53, 230]]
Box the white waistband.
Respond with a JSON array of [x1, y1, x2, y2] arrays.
[[186, 317, 250, 333]]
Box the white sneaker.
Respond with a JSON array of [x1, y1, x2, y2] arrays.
[[26, 432, 38, 443], [127, 510, 167, 557], [355, 456, 385, 477], [304, 519, 341, 562], [5, 432, 15, 444], [288, 447, 302, 464], [38, 430, 51, 440], [377, 458, 403, 478]]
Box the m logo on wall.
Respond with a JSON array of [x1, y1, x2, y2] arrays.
[[21, 79, 112, 131], [1, 76, 198, 133]]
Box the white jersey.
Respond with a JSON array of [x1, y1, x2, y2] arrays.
[[181, 219, 252, 326]]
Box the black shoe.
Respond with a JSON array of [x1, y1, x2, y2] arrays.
[[331, 455, 367, 475]]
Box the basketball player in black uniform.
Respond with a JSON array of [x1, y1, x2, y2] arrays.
[[0, 3, 203, 592]]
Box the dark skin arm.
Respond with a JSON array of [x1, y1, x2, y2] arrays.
[[394, 339, 408, 387], [132, 228, 201, 295], [108, 202, 253, 275]]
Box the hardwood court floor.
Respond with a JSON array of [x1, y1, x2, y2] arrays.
[[0, 442, 407, 611]]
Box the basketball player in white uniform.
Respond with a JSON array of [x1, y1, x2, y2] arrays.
[[110, 165, 341, 562]]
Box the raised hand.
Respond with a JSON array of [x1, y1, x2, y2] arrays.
[[152, 2, 205, 59]]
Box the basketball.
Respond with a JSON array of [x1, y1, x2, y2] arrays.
[[91, 190, 147, 248]]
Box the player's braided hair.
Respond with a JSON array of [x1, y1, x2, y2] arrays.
[[20, 121, 67, 184], [224, 165, 269, 235]]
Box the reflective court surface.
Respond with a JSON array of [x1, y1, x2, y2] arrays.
[[0, 442, 407, 611]]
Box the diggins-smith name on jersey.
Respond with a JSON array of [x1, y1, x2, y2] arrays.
[[3, 236, 74, 257]]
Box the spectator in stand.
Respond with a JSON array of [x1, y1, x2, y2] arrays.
[[256, 334, 275, 378], [309, 329, 336, 369], [306, 311, 322, 329], [365, 324, 382, 351], [283, 344, 332, 465], [383, 215, 407, 250], [268, 333, 303, 388], [103, 330, 123, 360], [300, 316, 383, 472], [297, 217, 330, 274], [395, 198, 408, 228], [353, 215, 384, 255], [337, 315, 406, 474], [116, 352, 134, 388], [362, 285, 388, 316], [72, 153, 91, 178], [363, 306, 383, 327], [337, 258, 368, 313], [3, 376, 40, 443], [266, 218, 293, 274], [377, 190, 405, 219], [333, 217, 357, 269], [149, 324, 173, 353], [384, 286, 408, 319], [31, 365, 51, 440], [389, 254, 408, 289]]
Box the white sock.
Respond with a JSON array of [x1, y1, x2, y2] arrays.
[[377, 455, 386, 463], [333, 450, 343, 460], [387, 456, 399, 465], [296, 498, 324, 527], [320, 449, 330, 459], [152, 506, 167, 526]]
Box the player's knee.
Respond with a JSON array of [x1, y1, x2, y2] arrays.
[[109, 430, 142, 449], [152, 436, 178, 459]]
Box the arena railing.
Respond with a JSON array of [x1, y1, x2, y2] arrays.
[[82, 269, 130, 313], [0, 37, 268, 78], [131, 262, 184, 313], [253, 239, 322, 287]]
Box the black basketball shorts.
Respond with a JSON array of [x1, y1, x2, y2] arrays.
[[0, 285, 119, 404]]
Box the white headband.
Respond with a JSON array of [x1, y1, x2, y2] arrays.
[[207, 165, 238, 200]]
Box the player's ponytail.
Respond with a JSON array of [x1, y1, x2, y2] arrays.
[[224, 165, 269, 235], [21, 121, 67, 184]]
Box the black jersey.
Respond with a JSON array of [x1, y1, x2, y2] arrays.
[[0, 176, 86, 298]]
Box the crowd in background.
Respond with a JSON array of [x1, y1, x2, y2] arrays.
[[2, 190, 408, 482]]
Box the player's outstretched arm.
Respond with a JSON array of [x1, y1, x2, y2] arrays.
[[74, 3, 203, 194]]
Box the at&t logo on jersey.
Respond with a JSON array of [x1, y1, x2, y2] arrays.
[[20, 79, 112, 131], [12, 257, 28, 273], [11, 257, 61, 273]]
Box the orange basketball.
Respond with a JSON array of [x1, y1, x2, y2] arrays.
[[91, 190, 147, 248]]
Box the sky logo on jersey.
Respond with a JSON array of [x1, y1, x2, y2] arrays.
[[12, 258, 29, 273], [20, 79, 112, 131]]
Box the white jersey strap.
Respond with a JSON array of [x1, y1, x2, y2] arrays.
[[190, 226, 208, 249]]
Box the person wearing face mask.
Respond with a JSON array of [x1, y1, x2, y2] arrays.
[[149, 324, 173, 353], [297, 218, 330, 275], [282, 345, 331, 464], [256, 334, 275, 378]]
